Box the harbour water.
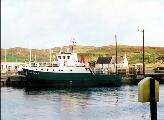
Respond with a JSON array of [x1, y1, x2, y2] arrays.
[[1, 85, 164, 120]]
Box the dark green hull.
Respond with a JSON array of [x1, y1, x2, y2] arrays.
[[23, 69, 122, 88]]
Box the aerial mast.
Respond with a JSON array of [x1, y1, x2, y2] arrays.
[[50, 47, 52, 63], [142, 29, 145, 76], [5, 45, 7, 63], [5, 40, 7, 73], [115, 35, 118, 74], [71, 37, 76, 53], [138, 29, 145, 76], [29, 40, 31, 67]]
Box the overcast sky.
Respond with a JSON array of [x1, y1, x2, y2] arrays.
[[1, 0, 164, 49]]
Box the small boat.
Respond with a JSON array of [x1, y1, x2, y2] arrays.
[[22, 43, 122, 88]]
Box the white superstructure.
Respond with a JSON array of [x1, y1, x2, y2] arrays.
[[23, 49, 92, 74]]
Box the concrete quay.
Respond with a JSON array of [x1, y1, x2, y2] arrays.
[[1, 72, 164, 87], [1, 71, 26, 87]]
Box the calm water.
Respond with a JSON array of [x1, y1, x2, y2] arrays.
[[1, 85, 164, 120]]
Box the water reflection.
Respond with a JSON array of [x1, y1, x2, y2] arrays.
[[23, 86, 149, 120], [2, 85, 164, 120], [24, 87, 123, 119]]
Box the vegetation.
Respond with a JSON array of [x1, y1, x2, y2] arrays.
[[1, 45, 164, 66]]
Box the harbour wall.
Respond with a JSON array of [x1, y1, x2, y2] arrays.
[[1, 71, 164, 87]]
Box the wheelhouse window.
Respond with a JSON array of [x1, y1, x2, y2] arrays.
[[58, 56, 61, 59], [67, 56, 70, 59]]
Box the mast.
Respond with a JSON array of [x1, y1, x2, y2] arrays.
[[115, 35, 118, 74], [50, 47, 52, 63], [5, 46, 7, 63], [5, 41, 7, 72], [35, 54, 36, 62], [29, 40, 31, 67], [71, 37, 76, 53], [30, 47, 31, 66], [138, 29, 145, 76], [142, 29, 145, 76]]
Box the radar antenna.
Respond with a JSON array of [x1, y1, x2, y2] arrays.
[[70, 37, 76, 52]]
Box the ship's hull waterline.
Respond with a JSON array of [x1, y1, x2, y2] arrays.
[[23, 69, 122, 88]]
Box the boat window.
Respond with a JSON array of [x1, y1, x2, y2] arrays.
[[59, 70, 60, 71], [47, 69, 48, 71], [70, 70, 72, 71], [61, 70, 63, 71], [63, 56, 65, 59], [41, 69, 43, 70], [53, 69, 54, 71], [67, 56, 70, 59], [58, 56, 61, 59]]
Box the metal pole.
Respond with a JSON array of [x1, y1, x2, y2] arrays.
[[5, 48, 7, 63], [29, 40, 31, 67], [50, 47, 52, 63], [142, 29, 145, 76], [35, 53, 36, 62], [71, 37, 76, 53], [115, 35, 118, 74], [30, 47, 31, 66], [150, 78, 157, 120], [5, 43, 7, 73]]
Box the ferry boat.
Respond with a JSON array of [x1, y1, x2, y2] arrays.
[[22, 44, 122, 88]]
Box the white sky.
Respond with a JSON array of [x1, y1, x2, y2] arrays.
[[1, 0, 164, 48]]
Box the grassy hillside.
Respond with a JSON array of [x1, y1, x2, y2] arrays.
[[1, 45, 164, 65]]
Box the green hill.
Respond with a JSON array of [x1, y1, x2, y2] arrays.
[[1, 45, 164, 65]]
